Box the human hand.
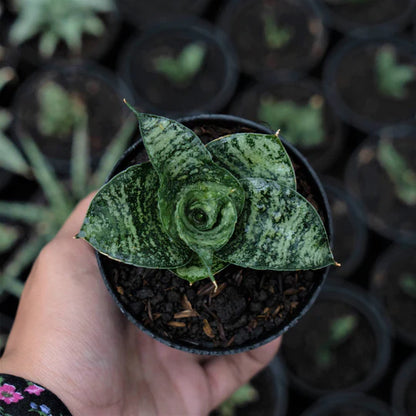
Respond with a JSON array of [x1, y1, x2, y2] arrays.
[[0, 194, 281, 416]]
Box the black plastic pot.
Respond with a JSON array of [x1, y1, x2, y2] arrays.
[[311, 0, 415, 38], [115, 0, 212, 30], [323, 178, 367, 279], [370, 244, 416, 348], [323, 37, 416, 133], [300, 392, 395, 416], [211, 356, 288, 416], [12, 61, 133, 175], [281, 281, 391, 397], [218, 0, 327, 79], [4, 3, 120, 67], [345, 127, 416, 245], [118, 19, 238, 118], [230, 77, 344, 172], [96, 114, 333, 355], [392, 354, 416, 416]]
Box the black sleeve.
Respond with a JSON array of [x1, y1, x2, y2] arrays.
[[0, 374, 72, 416]]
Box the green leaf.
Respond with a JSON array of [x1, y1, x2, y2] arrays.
[[172, 253, 228, 284], [0, 202, 49, 225], [78, 163, 192, 268], [218, 383, 259, 416], [0, 224, 20, 253], [0, 131, 31, 177], [329, 314, 358, 345], [218, 178, 335, 271], [263, 14, 292, 50], [206, 132, 296, 187]]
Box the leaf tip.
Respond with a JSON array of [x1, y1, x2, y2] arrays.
[[334, 261, 341, 267]]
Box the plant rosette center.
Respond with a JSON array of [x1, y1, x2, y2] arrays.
[[77, 104, 335, 289]]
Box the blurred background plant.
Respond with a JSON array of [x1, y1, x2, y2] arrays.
[[216, 383, 259, 416], [9, 0, 115, 57]]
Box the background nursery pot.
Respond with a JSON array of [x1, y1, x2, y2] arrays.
[[94, 114, 333, 355], [300, 392, 395, 416], [392, 354, 416, 416], [281, 281, 391, 396]]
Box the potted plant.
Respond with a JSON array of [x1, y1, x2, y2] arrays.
[[345, 126, 416, 244], [300, 392, 395, 416], [77, 106, 336, 354], [0, 106, 136, 300], [370, 244, 416, 347], [281, 281, 391, 396], [392, 354, 416, 416], [6, 0, 119, 64], [230, 78, 344, 172], [115, 0, 211, 30], [211, 357, 288, 416], [12, 62, 132, 174], [311, 0, 415, 37], [218, 0, 327, 78], [324, 38, 416, 133], [323, 178, 367, 279], [118, 19, 238, 117]]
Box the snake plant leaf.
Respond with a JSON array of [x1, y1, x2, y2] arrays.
[[206, 133, 296, 188], [172, 253, 229, 284], [218, 178, 335, 271], [78, 163, 192, 268]]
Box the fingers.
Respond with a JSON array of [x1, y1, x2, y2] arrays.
[[203, 337, 282, 409], [56, 192, 96, 239]]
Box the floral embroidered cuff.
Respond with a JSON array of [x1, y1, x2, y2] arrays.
[[0, 374, 71, 416]]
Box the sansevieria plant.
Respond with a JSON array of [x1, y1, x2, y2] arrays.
[[78, 103, 337, 288]]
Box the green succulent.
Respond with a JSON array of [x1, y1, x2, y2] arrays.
[[399, 273, 416, 299], [78, 104, 335, 287], [153, 42, 206, 87], [263, 14, 292, 50], [317, 314, 358, 369], [0, 112, 136, 298], [217, 383, 259, 416], [375, 46, 416, 99], [258, 95, 325, 148], [377, 138, 416, 206], [37, 81, 86, 138], [9, 0, 115, 58]]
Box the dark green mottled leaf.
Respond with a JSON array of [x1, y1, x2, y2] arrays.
[[172, 253, 229, 284], [207, 133, 296, 188], [78, 163, 192, 268], [218, 178, 335, 270]]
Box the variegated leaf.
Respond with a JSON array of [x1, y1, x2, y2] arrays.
[[78, 163, 192, 268], [218, 178, 335, 271], [207, 133, 296, 188]]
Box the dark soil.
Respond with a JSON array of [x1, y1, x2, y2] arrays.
[[406, 376, 416, 416], [346, 136, 416, 243], [121, 24, 233, 116], [98, 119, 329, 350], [282, 300, 377, 391], [13, 66, 127, 169], [221, 0, 326, 76], [371, 246, 416, 345], [334, 42, 416, 126], [320, 0, 411, 27], [230, 80, 343, 172]]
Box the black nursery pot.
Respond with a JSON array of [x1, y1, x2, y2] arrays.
[[311, 0, 415, 38], [230, 77, 344, 172], [96, 114, 333, 355], [324, 37, 416, 133], [323, 178, 367, 279], [392, 354, 416, 416], [281, 281, 391, 397], [12, 62, 132, 175], [118, 19, 238, 118], [211, 356, 288, 416], [370, 244, 416, 347], [218, 0, 327, 79], [300, 392, 394, 416], [345, 127, 416, 245], [115, 0, 211, 30]]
